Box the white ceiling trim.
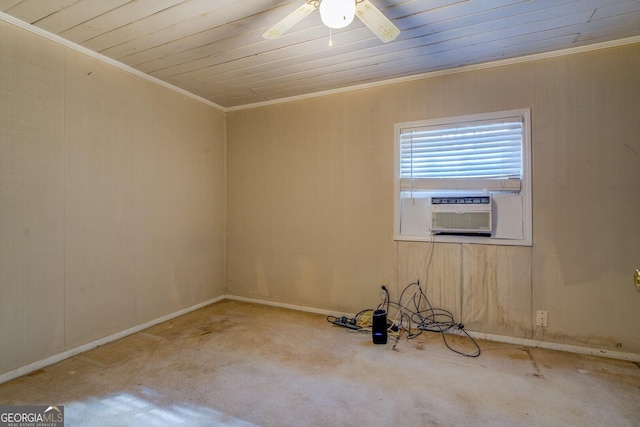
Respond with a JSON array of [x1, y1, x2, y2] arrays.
[[228, 34, 640, 111], [2, 10, 638, 113], [0, 11, 225, 112]]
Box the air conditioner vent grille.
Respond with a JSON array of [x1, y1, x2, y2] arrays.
[[431, 212, 491, 232], [430, 196, 492, 235]]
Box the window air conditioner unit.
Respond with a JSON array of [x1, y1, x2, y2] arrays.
[[430, 196, 492, 235]]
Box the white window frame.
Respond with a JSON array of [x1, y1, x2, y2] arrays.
[[394, 109, 532, 246]]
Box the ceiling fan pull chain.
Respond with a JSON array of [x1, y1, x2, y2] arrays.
[[329, 27, 333, 47]]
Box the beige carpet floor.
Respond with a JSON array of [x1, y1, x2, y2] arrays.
[[1, 300, 639, 426]]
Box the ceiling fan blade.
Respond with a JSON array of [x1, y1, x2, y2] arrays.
[[262, 1, 318, 40], [355, 0, 400, 43]]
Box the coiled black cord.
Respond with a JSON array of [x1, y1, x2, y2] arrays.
[[330, 281, 481, 357]]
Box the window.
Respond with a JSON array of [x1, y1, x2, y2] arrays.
[[394, 109, 532, 246]]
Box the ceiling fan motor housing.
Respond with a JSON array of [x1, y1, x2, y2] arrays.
[[319, 0, 356, 29]]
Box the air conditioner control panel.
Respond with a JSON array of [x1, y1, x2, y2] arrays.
[[431, 196, 491, 205]]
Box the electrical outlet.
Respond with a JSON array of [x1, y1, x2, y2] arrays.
[[536, 310, 548, 327]]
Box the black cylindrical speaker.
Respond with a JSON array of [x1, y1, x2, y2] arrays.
[[372, 309, 388, 344]]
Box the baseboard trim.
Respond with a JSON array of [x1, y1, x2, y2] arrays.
[[4, 294, 638, 384], [464, 331, 640, 362], [0, 296, 225, 384], [225, 295, 640, 363], [224, 294, 352, 318]]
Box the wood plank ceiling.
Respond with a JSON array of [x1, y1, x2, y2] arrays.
[[2, 0, 639, 109]]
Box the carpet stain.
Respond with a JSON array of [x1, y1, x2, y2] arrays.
[[524, 348, 544, 378], [3, 300, 639, 426], [506, 348, 530, 360]]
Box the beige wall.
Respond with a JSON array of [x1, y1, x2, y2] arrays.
[[1, 16, 639, 379], [0, 21, 226, 375], [227, 43, 640, 353]]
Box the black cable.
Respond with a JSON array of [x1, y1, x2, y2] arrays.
[[327, 280, 481, 357], [403, 280, 480, 357], [327, 309, 376, 331], [383, 280, 480, 356], [380, 285, 390, 314]]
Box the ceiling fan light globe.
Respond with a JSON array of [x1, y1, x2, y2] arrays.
[[319, 0, 356, 29]]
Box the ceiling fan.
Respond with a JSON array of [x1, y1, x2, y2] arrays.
[[262, 0, 400, 43]]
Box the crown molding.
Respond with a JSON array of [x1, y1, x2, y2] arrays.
[[0, 11, 226, 112], [2, 11, 638, 113], [227, 35, 640, 111]]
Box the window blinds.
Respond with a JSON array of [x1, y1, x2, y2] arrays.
[[399, 117, 523, 191]]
